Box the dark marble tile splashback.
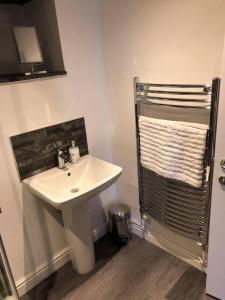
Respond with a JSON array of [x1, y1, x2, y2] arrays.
[[11, 118, 88, 180]]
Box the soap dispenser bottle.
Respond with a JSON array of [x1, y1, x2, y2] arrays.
[[69, 140, 80, 164]]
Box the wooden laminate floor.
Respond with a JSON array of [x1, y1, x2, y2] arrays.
[[21, 235, 216, 300]]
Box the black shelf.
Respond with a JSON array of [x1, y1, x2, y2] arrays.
[[0, 0, 31, 4], [0, 71, 67, 84], [0, 1, 65, 77]]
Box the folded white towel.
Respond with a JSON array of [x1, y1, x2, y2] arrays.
[[139, 116, 208, 188]]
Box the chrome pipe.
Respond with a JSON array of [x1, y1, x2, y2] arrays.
[[137, 95, 211, 103], [140, 89, 211, 96], [137, 82, 211, 89]]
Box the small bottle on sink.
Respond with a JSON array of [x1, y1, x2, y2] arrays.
[[69, 140, 80, 164]]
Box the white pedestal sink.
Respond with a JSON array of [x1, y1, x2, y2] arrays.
[[23, 155, 122, 274]]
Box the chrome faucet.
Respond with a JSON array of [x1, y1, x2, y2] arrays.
[[58, 150, 69, 170]]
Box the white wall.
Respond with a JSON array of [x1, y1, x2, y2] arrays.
[[100, 0, 225, 224], [0, 0, 116, 294]]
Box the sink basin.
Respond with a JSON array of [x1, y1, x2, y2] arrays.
[[24, 155, 122, 209], [23, 155, 122, 274]]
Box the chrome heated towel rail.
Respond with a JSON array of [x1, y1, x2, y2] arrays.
[[134, 77, 220, 245]]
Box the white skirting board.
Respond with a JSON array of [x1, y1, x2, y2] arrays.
[[16, 224, 108, 297], [130, 218, 206, 272], [16, 247, 70, 297]]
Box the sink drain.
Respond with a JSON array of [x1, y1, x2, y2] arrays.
[[71, 188, 79, 193]]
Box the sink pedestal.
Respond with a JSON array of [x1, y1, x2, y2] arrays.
[[62, 201, 95, 274]]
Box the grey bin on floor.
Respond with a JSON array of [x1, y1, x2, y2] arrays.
[[108, 204, 131, 245]]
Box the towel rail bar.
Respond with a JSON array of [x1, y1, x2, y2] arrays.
[[140, 89, 211, 96], [137, 95, 210, 102], [136, 82, 211, 88], [137, 99, 210, 109]]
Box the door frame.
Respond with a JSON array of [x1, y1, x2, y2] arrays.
[[0, 235, 19, 300], [206, 39, 225, 299]]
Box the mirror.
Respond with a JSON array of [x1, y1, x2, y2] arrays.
[[12, 26, 43, 64]]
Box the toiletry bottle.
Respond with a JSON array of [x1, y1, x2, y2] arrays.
[[69, 140, 80, 164]]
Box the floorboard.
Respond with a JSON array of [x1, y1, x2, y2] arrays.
[[21, 234, 217, 300]]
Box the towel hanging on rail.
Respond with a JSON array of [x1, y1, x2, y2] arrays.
[[139, 116, 208, 188]]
